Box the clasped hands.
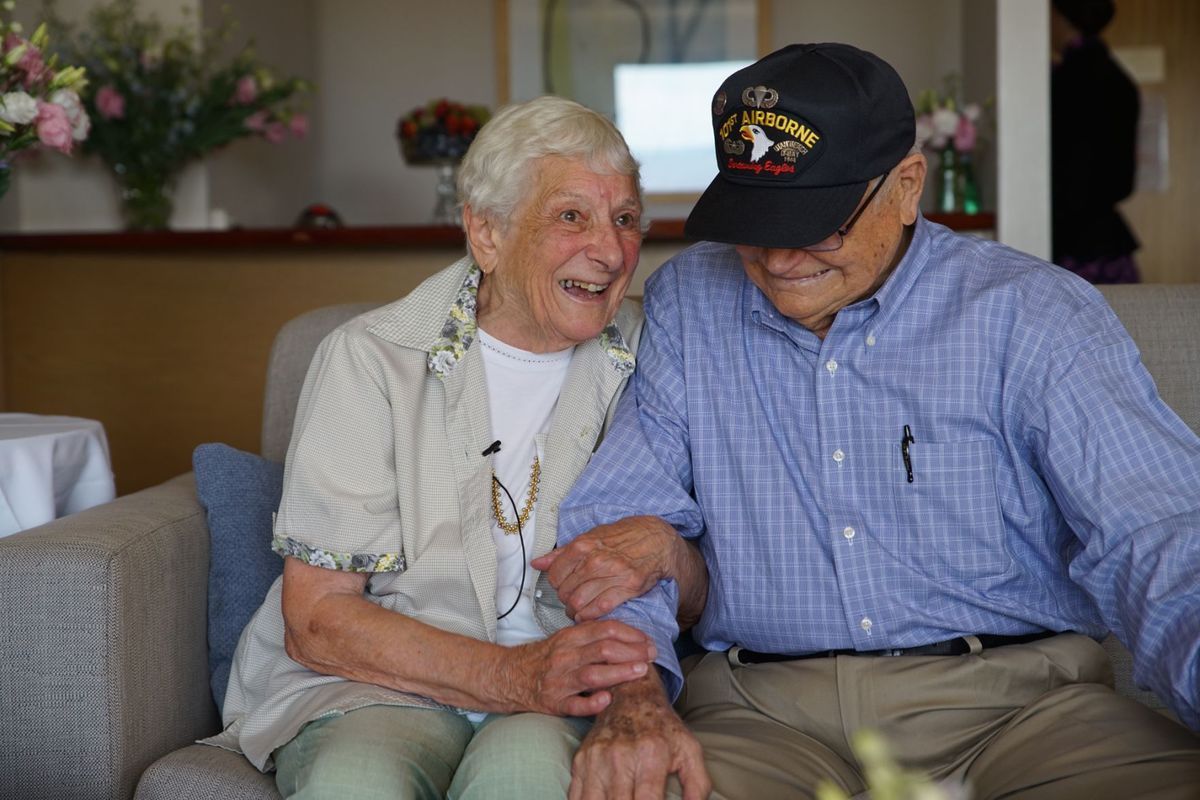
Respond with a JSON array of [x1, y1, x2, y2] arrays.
[[506, 515, 684, 716], [524, 516, 711, 800]]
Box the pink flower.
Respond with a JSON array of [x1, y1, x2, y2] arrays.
[[953, 116, 977, 153], [16, 40, 51, 87], [35, 101, 73, 154], [288, 113, 309, 139], [50, 90, 89, 141], [244, 110, 268, 132], [263, 121, 287, 144], [234, 75, 258, 105], [96, 86, 126, 120]]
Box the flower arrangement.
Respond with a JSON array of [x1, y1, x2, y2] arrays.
[[0, 0, 89, 198], [396, 98, 490, 165], [817, 729, 968, 800], [914, 75, 991, 215], [45, 0, 310, 229], [914, 75, 985, 155]]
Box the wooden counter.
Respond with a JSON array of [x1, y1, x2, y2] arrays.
[[0, 214, 995, 495]]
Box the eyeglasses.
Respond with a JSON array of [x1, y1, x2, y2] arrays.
[[802, 170, 891, 253]]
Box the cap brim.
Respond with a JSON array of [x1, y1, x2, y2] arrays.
[[685, 175, 869, 249]]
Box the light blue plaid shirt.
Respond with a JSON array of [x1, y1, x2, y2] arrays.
[[558, 216, 1200, 729]]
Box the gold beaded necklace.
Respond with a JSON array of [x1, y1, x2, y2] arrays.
[[491, 456, 540, 535]]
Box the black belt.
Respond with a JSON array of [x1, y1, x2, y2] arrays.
[[730, 631, 1059, 665]]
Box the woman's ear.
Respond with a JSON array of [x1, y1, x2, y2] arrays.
[[463, 205, 502, 274], [893, 152, 928, 226]]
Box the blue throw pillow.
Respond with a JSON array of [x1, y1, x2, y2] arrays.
[[193, 443, 285, 708]]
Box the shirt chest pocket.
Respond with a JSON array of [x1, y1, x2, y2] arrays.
[[887, 438, 1012, 580]]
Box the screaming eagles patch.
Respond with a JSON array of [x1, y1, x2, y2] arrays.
[[715, 84, 823, 181]]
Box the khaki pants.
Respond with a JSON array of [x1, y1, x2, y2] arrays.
[[671, 634, 1200, 799]]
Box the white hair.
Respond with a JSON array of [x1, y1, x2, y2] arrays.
[[457, 95, 643, 228]]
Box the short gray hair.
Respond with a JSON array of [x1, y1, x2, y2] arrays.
[[457, 95, 642, 226]]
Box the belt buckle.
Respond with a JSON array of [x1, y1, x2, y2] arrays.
[[727, 645, 746, 666]]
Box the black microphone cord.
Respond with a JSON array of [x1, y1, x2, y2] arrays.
[[491, 473, 527, 621]]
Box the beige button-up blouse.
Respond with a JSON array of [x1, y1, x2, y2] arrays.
[[205, 257, 643, 770]]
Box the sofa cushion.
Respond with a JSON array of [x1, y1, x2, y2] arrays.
[[136, 744, 280, 800], [193, 444, 285, 707]]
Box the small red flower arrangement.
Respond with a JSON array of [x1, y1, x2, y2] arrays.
[[396, 98, 490, 164]]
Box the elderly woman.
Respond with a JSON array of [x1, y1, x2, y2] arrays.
[[208, 96, 689, 798]]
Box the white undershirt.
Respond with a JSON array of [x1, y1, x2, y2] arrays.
[[477, 327, 573, 649]]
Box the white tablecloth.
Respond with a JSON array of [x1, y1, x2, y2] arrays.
[[0, 413, 117, 538]]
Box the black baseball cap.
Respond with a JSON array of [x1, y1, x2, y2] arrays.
[[685, 43, 916, 249]]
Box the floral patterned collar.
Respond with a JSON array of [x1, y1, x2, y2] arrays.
[[426, 262, 636, 380]]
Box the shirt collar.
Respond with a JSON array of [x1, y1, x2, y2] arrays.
[[425, 262, 636, 381], [866, 213, 935, 331]]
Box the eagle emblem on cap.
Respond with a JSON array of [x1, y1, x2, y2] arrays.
[[741, 85, 779, 109], [739, 124, 775, 162]]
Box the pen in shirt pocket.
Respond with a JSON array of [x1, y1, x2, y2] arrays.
[[901, 424, 915, 483]]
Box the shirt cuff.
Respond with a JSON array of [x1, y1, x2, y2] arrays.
[[605, 578, 684, 702]]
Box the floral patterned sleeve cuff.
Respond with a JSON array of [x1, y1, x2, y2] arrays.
[[272, 535, 407, 573]]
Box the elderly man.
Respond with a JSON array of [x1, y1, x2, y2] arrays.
[[544, 43, 1200, 799]]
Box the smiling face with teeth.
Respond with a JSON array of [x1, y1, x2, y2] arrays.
[[734, 153, 926, 339], [466, 155, 643, 353]]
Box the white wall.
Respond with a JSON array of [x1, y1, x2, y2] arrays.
[[304, 0, 967, 227], [769, 0, 963, 90], [4, 0, 317, 231], [997, 0, 1051, 259], [4, 0, 1051, 245], [7, 0, 209, 231], [309, 0, 500, 227], [201, 0, 320, 229]]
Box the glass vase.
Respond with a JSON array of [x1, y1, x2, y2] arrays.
[[118, 170, 176, 231], [0, 161, 10, 200], [937, 147, 981, 215], [431, 161, 460, 226]]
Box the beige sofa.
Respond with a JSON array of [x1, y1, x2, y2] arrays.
[[1, 285, 1197, 800]]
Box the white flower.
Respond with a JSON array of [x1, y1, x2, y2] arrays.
[[49, 89, 91, 141], [931, 107, 959, 137], [0, 91, 38, 125], [915, 114, 934, 148], [963, 102, 982, 122], [428, 348, 458, 376]]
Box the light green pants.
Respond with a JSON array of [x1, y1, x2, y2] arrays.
[[274, 704, 591, 799]]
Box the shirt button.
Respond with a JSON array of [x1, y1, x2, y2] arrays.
[[534, 589, 543, 599], [832, 448, 845, 464], [860, 617, 873, 634], [825, 359, 838, 374], [866, 334, 877, 347], [843, 526, 856, 540]]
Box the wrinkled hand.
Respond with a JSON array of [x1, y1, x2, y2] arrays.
[[502, 620, 656, 717], [532, 516, 681, 622], [570, 674, 710, 800]]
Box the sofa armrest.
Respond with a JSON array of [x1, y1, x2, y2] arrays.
[[0, 473, 220, 800]]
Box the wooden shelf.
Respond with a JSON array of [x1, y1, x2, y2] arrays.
[[0, 213, 995, 252]]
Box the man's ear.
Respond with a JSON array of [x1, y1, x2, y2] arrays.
[[893, 152, 927, 226], [463, 205, 502, 274]]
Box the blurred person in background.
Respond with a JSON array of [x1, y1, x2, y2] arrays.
[[1051, 0, 1141, 283]]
